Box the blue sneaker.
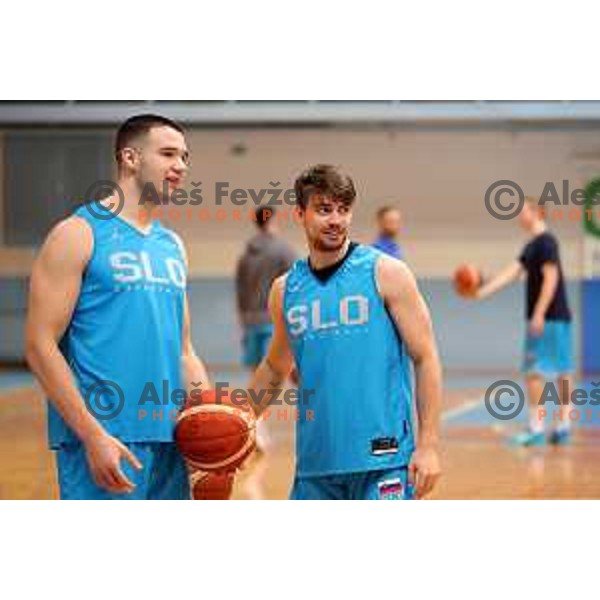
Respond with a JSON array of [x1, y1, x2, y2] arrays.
[[549, 429, 572, 445], [509, 430, 546, 447]]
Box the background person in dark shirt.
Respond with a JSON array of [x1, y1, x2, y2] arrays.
[[472, 197, 574, 446], [236, 206, 297, 370]]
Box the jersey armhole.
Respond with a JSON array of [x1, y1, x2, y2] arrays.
[[279, 270, 294, 339], [70, 214, 95, 279], [279, 271, 290, 308], [372, 253, 385, 298]]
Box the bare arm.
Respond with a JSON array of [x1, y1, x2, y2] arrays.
[[377, 256, 443, 498], [181, 294, 211, 394], [25, 217, 104, 444], [248, 275, 294, 416], [476, 260, 523, 300], [170, 234, 211, 394], [25, 217, 141, 493]]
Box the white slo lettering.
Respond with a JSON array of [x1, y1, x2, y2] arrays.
[[140, 252, 169, 284], [165, 257, 186, 288], [110, 251, 186, 288], [110, 251, 141, 282], [287, 305, 308, 336], [341, 295, 369, 325], [287, 296, 369, 336], [312, 300, 337, 330]]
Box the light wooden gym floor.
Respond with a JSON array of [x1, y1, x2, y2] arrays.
[[2, 375, 600, 500]]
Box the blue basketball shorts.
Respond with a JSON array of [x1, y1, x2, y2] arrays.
[[56, 441, 190, 500], [290, 467, 413, 500], [522, 320, 574, 377]]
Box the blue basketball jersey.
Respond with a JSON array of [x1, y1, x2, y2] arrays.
[[48, 204, 187, 448], [283, 244, 415, 477]]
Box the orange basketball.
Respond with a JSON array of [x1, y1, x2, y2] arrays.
[[189, 468, 235, 500], [175, 389, 256, 471], [453, 264, 482, 297]]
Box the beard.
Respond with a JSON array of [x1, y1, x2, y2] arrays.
[[311, 230, 348, 252]]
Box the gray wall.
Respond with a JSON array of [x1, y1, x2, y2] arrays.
[[0, 276, 581, 373], [3, 131, 113, 245], [0, 125, 595, 278], [0, 124, 587, 372]]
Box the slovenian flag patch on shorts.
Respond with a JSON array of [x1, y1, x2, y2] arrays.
[[378, 478, 404, 500]]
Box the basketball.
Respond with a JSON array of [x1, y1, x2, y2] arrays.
[[175, 389, 256, 471], [189, 468, 235, 500], [453, 264, 481, 298]]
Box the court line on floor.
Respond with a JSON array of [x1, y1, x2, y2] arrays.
[[442, 396, 485, 423]]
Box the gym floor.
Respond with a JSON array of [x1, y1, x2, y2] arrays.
[[2, 369, 600, 499]]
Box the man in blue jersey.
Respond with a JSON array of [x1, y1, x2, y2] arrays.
[[249, 165, 442, 500], [25, 114, 210, 499]]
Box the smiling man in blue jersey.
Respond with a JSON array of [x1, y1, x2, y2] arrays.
[[25, 115, 210, 500], [249, 165, 443, 500]]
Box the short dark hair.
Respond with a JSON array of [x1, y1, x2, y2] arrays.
[[115, 114, 185, 164], [377, 205, 400, 220], [294, 164, 357, 210], [255, 205, 277, 229]]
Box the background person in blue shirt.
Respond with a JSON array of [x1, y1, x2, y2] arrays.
[[373, 206, 404, 260]]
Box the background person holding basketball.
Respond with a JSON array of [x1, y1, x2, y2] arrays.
[[462, 197, 574, 446], [248, 164, 443, 500], [25, 114, 211, 499]]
